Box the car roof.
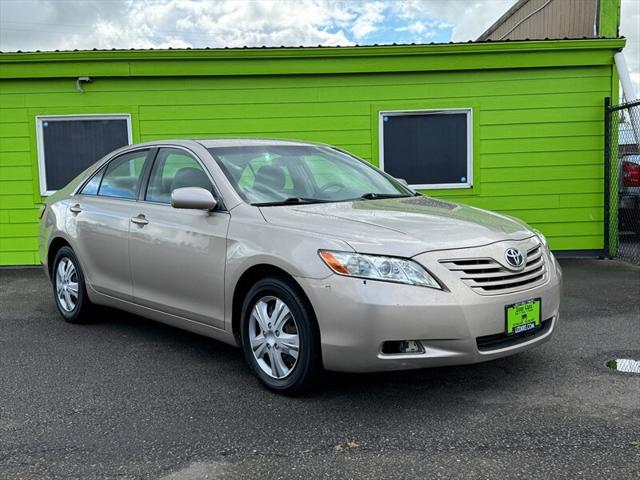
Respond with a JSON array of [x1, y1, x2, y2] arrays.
[[196, 138, 324, 148], [122, 138, 329, 152]]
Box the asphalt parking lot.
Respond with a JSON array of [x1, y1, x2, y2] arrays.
[[1, 259, 639, 480]]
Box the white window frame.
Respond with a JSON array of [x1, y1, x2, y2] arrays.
[[35, 114, 133, 196], [378, 108, 473, 190]]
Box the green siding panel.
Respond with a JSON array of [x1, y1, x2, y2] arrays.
[[0, 137, 30, 152], [0, 237, 38, 252], [481, 179, 603, 196], [0, 152, 32, 166], [548, 235, 604, 250], [500, 207, 603, 223], [9, 209, 39, 223], [480, 106, 604, 125], [0, 180, 33, 195], [0, 223, 38, 237], [0, 109, 28, 123], [480, 121, 603, 139], [141, 117, 371, 135], [481, 151, 602, 168], [0, 40, 621, 264], [0, 251, 37, 266], [140, 103, 372, 119], [0, 194, 38, 209], [0, 166, 33, 180], [140, 130, 371, 145], [0, 122, 29, 137], [481, 165, 603, 182]]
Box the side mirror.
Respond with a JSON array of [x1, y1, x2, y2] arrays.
[[171, 187, 217, 211]]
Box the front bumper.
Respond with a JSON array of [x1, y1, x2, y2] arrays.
[[300, 243, 562, 373]]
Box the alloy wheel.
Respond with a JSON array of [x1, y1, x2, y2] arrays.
[[248, 295, 300, 379], [55, 257, 79, 312]]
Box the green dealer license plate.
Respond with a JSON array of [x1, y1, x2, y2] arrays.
[[505, 298, 541, 335]]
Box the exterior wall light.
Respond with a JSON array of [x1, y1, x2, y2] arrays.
[[76, 76, 92, 93]]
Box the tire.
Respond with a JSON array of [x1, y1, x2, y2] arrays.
[[240, 276, 322, 395], [52, 246, 93, 323]]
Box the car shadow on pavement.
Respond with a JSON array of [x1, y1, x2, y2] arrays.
[[84, 303, 535, 403]]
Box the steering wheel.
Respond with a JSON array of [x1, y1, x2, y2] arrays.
[[318, 181, 346, 195]]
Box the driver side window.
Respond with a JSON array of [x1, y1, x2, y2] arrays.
[[146, 148, 214, 204]]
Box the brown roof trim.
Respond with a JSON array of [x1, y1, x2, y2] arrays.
[[477, 0, 531, 41]]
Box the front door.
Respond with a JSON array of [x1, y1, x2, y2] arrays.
[[128, 147, 229, 329], [70, 149, 150, 300]]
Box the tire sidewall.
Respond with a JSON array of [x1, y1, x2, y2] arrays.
[[240, 277, 320, 394], [52, 246, 88, 323]]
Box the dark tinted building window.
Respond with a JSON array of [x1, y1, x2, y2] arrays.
[[380, 110, 471, 189], [37, 116, 131, 194]]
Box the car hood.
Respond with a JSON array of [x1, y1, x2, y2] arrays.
[[259, 196, 534, 257]]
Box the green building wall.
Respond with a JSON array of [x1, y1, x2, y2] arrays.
[[0, 38, 625, 266]]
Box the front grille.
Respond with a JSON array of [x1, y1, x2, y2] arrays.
[[476, 318, 552, 351], [440, 243, 546, 295]]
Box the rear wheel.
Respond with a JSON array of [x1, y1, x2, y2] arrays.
[[240, 277, 321, 395], [52, 246, 92, 323]]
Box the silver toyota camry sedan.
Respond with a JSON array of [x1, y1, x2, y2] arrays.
[[39, 139, 562, 394]]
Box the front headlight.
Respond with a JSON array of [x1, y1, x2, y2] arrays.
[[532, 229, 549, 249], [532, 228, 560, 273], [318, 250, 442, 289]]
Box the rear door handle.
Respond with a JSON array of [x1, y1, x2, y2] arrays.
[[70, 204, 82, 214], [131, 215, 149, 226]]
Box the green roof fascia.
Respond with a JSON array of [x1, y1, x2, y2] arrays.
[[0, 38, 626, 79]]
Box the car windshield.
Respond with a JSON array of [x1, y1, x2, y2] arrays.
[[208, 145, 412, 205]]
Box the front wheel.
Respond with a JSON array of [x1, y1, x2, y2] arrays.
[[240, 277, 322, 395]]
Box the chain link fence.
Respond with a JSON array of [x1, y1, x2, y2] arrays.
[[605, 98, 640, 264]]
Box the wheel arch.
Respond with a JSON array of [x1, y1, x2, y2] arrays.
[[231, 264, 319, 344], [47, 236, 72, 277]]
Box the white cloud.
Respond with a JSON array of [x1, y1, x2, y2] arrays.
[[351, 1, 386, 39], [620, 0, 640, 97], [389, 0, 515, 41], [0, 0, 356, 51], [394, 20, 442, 41], [0, 0, 636, 97], [396, 21, 429, 35], [0, 0, 515, 52]]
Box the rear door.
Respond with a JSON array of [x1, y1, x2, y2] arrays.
[[128, 147, 229, 329], [69, 149, 151, 300]]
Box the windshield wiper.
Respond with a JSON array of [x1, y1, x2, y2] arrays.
[[358, 192, 411, 200], [253, 197, 329, 207]]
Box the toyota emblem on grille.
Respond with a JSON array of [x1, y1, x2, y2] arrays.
[[505, 248, 525, 269]]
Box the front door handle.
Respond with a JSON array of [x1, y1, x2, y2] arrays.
[[131, 215, 149, 226], [70, 204, 82, 214]]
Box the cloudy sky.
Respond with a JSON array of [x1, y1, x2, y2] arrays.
[[0, 0, 638, 91]]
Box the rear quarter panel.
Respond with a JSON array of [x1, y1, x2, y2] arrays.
[[39, 199, 71, 278]]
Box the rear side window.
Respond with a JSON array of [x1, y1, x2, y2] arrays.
[[98, 150, 148, 199], [80, 167, 105, 195]]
